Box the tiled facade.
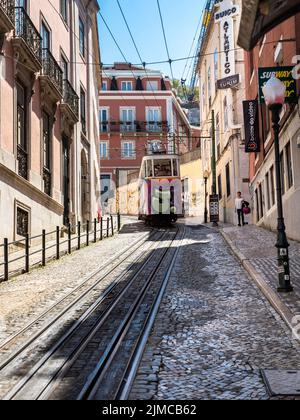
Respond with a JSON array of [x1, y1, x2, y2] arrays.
[[0, 0, 101, 243]]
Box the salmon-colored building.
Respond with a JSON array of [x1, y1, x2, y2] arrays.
[[0, 0, 101, 243], [99, 63, 193, 213], [244, 13, 300, 240]]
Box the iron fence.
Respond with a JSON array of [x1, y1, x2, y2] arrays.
[[42, 48, 63, 95], [63, 79, 79, 119], [0, 214, 121, 282]]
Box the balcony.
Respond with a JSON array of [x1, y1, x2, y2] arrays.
[[61, 79, 79, 126], [0, 0, 15, 33], [102, 121, 170, 135], [40, 48, 63, 105], [12, 7, 42, 73]]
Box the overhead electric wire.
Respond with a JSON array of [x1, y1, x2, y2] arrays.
[[115, 0, 163, 109], [156, 0, 175, 82]]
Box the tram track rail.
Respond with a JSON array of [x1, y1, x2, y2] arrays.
[[1, 228, 177, 400], [0, 228, 157, 366]]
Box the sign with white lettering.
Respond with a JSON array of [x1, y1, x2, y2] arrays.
[[243, 100, 260, 153], [258, 67, 297, 104], [215, 4, 240, 22], [217, 74, 240, 90], [209, 194, 220, 223], [215, 1, 240, 79]]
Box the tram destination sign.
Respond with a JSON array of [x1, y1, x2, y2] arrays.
[[258, 67, 297, 104]]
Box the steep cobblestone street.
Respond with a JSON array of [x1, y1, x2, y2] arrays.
[[130, 222, 300, 400]]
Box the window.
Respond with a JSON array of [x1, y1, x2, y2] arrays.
[[147, 160, 153, 177], [41, 22, 50, 51], [270, 166, 275, 207], [146, 81, 159, 91], [154, 159, 172, 177], [120, 108, 135, 132], [255, 189, 259, 222], [79, 17, 85, 57], [100, 108, 109, 133], [101, 81, 107, 91], [224, 96, 229, 131], [280, 151, 285, 195], [17, 81, 28, 180], [259, 182, 264, 218], [147, 108, 161, 132], [173, 159, 179, 177], [208, 67, 212, 108], [80, 88, 86, 134], [285, 142, 293, 190], [226, 163, 231, 198], [214, 49, 219, 82], [218, 174, 222, 200], [122, 141, 135, 159], [121, 81, 132, 91], [60, 55, 68, 80], [60, 0, 68, 23], [17, 206, 29, 237], [266, 172, 270, 211], [100, 142, 109, 159], [42, 111, 52, 196]]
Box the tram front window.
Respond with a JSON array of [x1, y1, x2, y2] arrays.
[[154, 159, 172, 177]]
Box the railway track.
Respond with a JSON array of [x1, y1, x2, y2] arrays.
[[0, 226, 184, 400], [0, 228, 163, 395]]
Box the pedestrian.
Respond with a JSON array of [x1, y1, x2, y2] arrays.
[[235, 192, 249, 227]]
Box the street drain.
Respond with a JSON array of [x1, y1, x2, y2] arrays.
[[261, 370, 300, 396]]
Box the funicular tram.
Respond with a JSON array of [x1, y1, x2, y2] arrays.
[[138, 142, 183, 225]]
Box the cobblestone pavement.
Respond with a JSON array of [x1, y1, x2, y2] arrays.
[[130, 222, 300, 400], [0, 217, 149, 344], [222, 225, 300, 316]]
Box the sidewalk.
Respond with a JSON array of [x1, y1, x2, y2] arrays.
[[220, 224, 300, 333]]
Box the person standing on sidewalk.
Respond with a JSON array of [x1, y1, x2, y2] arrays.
[[235, 192, 249, 227]]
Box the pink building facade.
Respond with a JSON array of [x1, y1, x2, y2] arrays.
[[0, 0, 101, 243], [99, 63, 193, 212]]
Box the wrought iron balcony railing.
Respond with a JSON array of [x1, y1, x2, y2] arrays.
[[0, 0, 15, 24], [43, 167, 51, 197], [62, 79, 79, 119], [17, 144, 28, 180], [101, 121, 169, 134], [42, 48, 63, 96], [14, 7, 42, 63]]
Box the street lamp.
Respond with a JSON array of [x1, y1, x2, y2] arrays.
[[203, 170, 209, 224], [262, 77, 293, 293]]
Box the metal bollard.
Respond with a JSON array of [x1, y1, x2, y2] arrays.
[[107, 217, 110, 238], [94, 218, 97, 243], [56, 226, 60, 260], [78, 221, 81, 250], [111, 215, 114, 236], [4, 238, 8, 281], [68, 223, 72, 254], [86, 220, 90, 247], [25, 233, 30, 273], [100, 217, 103, 241], [42, 230, 46, 267]]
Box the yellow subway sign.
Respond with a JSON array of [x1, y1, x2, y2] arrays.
[[259, 67, 297, 104]]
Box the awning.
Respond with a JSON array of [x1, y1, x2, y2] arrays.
[[238, 0, 300, 51]]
